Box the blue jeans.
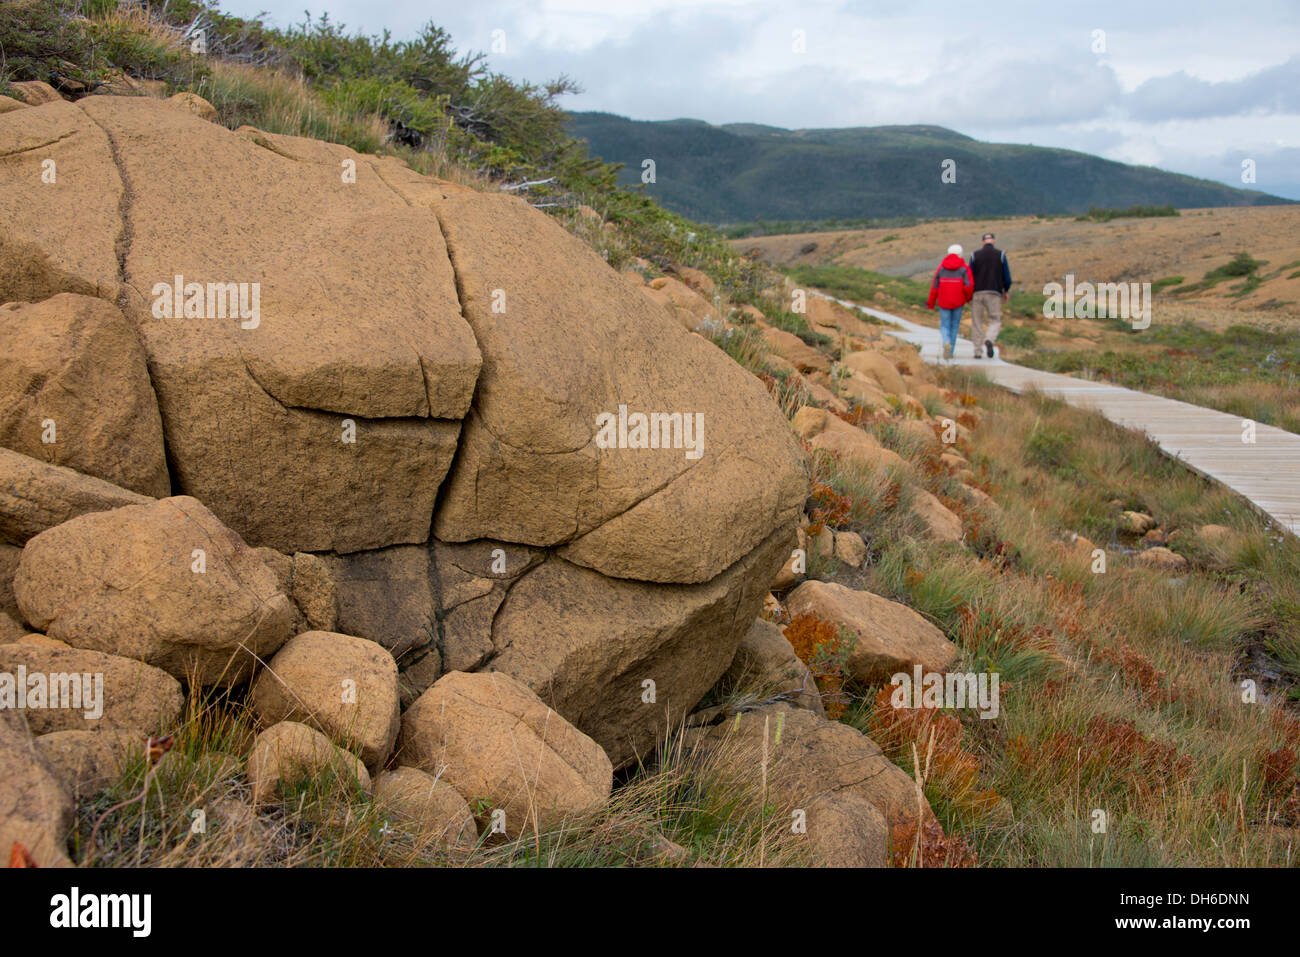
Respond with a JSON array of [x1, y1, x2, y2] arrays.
[[939, 307, 963, 351]]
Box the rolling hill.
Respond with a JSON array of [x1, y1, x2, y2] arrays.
[[566, 112, 1292, 224]]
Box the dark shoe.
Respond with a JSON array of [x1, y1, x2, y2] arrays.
[[985, 339, 994, 358]]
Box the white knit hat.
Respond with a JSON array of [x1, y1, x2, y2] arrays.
[[947, 243, 963, 256]]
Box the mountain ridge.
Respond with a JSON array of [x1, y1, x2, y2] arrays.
[[566, 110, 1291, 223]]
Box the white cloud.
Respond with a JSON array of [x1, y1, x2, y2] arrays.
[[215, 0, 1299, 193]]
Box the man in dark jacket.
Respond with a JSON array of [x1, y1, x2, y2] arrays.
[[968, 233, 1013, 358]]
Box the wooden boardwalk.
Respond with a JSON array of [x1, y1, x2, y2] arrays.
[[820, 295, 1300, 537]]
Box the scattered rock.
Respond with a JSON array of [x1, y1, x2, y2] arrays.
[[1197, 524, 1237, 546], [373, 766, 478, 847], [668, 265, 716, 295], [168, 91, 218, 122], [0, 643, 183, 734], [722, 619, 824, 716], [0, 710, 72, 867], [1137, 547, 1189, 571], [685, 703, 930, 867], [14, 496, 295, 685], [761, 326, 830, 374], [791, 407, 905, 473], [397, 671, 612, 839], [7, 81, 62, 106], [0, 447, 151, 546], [911, 488, 963, 542], [833, 530, 867, 567], [34, 729, 143, 797], [785, 580, 958, 684], [807, 525, 834, 561], [843, 350, 906, 395], [246, 720, 372, 805], [251, 631, 400, 771], [1120, 510, 1156, 535]]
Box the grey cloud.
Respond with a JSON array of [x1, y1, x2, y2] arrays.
[[1125, 56, 1300, 120]]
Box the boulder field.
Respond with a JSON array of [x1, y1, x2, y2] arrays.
[[0, 92, 804, 758], [0, 92, 969, 868]]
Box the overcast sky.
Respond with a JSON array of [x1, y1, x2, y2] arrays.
[[219, 0, 1300, 198]]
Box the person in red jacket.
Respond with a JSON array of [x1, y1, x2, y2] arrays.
[[926, 243, 974, 360]]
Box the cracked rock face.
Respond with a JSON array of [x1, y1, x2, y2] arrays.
[[0, 97, 807, 761]]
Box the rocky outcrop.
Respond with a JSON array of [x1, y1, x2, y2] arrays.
[[0, 97, 810, 827]]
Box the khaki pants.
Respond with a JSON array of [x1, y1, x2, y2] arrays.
[[971, 291, 1002, 350]]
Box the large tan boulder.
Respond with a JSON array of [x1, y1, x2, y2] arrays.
[[785, 580, 958, 685], [0, 447, 151, 546], [0, 643, 183, 734], [0, 295, 168, 496], [426, 187, 804, 584], [0, 710, 73, 867], [0, 96, 28, 115], [250, 631, 400, 771], [14, 496, 294, 685], [0, 98, 478, 553], [685, 703, 928, 867], [246, 720, 372, 805], [791, 407, 905, 473], [398, 671, 613, 839], [373, 767, 477, 848]]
